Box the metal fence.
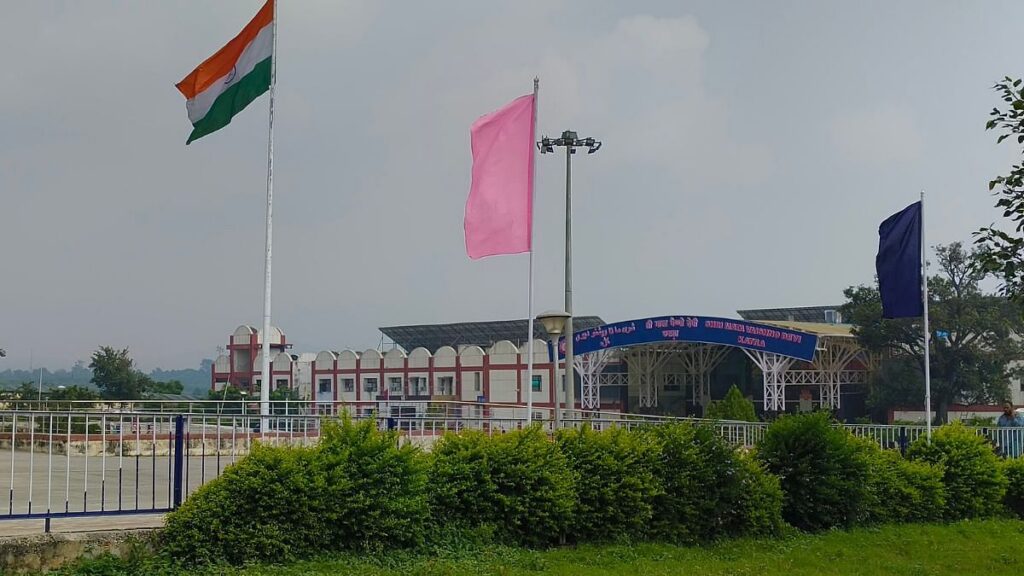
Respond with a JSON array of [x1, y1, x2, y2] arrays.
[[1, 403, 1022, 531]]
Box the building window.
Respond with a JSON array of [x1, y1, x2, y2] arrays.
[[276, 379, 288, 390], [342, 378, 354, 393], [531, 375, 542, 392], [561, 375, 566, 391], [389, 377, 403, 395], [437, 376, 454, 395], [473, 372, 482, 392], [410, 377, 428, 396], [363, 377, 378, 393], [318, 379, 332, 394]]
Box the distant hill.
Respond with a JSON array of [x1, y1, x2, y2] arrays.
[[0, 359, 212, 396]]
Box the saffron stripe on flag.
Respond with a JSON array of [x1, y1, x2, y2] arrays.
[[185, 24, 274, 125], [176, 0, 274, 100]]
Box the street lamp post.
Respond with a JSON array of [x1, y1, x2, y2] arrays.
[[537, 310, 570, 430], [538, 131, 601, 422]]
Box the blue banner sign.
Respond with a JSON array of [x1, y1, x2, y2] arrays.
[[559, 316, 819, 362]]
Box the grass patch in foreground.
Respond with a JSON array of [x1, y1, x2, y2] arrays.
[[56, 520, 1024, 576]]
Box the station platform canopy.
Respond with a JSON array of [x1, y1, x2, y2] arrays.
[[559, 312, 869, 414]]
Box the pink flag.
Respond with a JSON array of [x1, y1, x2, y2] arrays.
[[464, 94, 535, 259]]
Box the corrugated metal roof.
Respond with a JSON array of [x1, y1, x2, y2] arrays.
[[380, 317, 606, 352], [756, 320, 855, 338], [737, 305, 843, 323]]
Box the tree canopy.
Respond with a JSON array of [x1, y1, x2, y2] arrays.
[[976, 77, 1024, 302], [88, 346, 185, 400], [841, 243, 1024, 421], [705, 384, 759, 422]]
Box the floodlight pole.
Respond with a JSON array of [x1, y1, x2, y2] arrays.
[[563, 140, 575, 424], [539, 130, 601, 426]]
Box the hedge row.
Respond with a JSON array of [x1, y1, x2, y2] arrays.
[[757, 413, 1008, 531], [163, 417, 782, 566], [162, 413, 1024, 567]]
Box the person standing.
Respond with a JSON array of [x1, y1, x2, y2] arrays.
[[997, 403, 1021, 457]]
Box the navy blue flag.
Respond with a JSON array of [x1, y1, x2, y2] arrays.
[[876, 201, 923, 319]]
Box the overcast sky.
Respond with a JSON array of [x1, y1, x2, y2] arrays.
[[2, 1, 1023, 370]]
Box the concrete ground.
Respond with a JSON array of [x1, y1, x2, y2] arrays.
[[0, 452, 236, 536]]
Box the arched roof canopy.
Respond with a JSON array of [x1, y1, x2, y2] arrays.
[[559, 315, 820, 362]]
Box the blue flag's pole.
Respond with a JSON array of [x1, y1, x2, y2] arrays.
[[921, 190, 932, 441]]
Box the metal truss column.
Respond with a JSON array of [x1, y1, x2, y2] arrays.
[[679, 344, 730, 407], [812, 339, 862, 410], [574, 349, 613, 411], [743, 350, 794, 413], [624, 346, 677, 409]]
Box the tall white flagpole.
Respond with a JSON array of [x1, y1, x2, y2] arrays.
[[259, 0, 278, 427], [525, 77, 539, 426], [921, 190, 932, 441]]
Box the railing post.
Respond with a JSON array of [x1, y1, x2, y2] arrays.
[[172, 415, 185, 509], [898, 426, 908, 456]]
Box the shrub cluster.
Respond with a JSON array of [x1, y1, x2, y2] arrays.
[[1001, 457, 1024, 518], [555, 426, 660, 542], [164, 420, 782, 566], [756, 412, 872, 531], [862, 443, 946, 524], [163, 417, 427, 565], [428, 427, 575, 547], [907, 423, 1007, 520], [647, 423, 783, 542], [163, 412, 1019, 568]]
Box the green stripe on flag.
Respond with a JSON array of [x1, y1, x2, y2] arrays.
[[186, 57, 272, 144]]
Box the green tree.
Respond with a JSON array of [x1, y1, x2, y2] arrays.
[[89, 346, 145, 400], [0, 382, 40, 409], [976, 77, 1024, 302], [705, 384, 758, 422], [841, 243, 1024, 422], [270, 386, 300, 415], [48, 385, 100, 411], [146, 379, 184, 395]]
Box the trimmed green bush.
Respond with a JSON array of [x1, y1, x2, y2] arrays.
[[162, 443, 324, 566], [487, 426, 576, 547], [705, 385, 759, 422], [907, 423, 1007, 520], [862, 443, 946, 524], [427, 426, 575, 548], [729, 452, 787, 538], [163, 416, 428, 566], [646, 423, 781, 543], [756, 412, 871, 531], [427, 430, 498, 530], [314, 417, 429, 552], [1001, 457, 1024, 518], [556, 425, 661, 542]]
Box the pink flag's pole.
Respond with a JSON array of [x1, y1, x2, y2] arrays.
[[526, 78, 538, 426]]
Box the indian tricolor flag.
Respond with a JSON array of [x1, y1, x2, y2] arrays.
[[176, 0, 274, 144]]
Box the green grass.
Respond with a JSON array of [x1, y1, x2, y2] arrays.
[[55, 520, 1024, 576]]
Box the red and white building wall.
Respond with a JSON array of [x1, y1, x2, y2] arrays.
[[210, 326, 615, 417]]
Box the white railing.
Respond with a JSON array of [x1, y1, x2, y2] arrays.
[[2, 405, 1023, 532]]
